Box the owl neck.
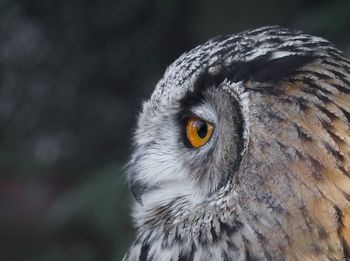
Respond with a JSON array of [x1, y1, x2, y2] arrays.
[[127, 180, 270, 260], [132, 180, 256, 247]]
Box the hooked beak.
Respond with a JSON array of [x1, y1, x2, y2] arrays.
[[130, 177, 146, 206]]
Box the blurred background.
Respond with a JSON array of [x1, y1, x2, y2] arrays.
[[1, 0, 350, 260]]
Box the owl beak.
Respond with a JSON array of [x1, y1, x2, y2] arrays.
[[130, 178, 146, 206]]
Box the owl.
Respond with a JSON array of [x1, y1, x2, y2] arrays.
[[123, 26, 350, 260]]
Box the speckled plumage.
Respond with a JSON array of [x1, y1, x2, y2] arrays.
[[124, 26, 350, 260]]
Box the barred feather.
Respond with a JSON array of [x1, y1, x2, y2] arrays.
[[125, 26, 350, 260]]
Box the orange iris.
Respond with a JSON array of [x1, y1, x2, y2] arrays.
[[185, 117, 214, 148]]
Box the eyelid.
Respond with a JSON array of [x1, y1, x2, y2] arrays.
[[181, 113, 213, 125], [190, 103, 217, 124]]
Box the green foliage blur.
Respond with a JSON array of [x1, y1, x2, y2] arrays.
[[0, 0, 349, 260]]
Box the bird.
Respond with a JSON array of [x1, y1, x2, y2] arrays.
[[123, 26, 350, 260]]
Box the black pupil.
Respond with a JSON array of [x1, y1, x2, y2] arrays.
[[196, 121, 208, 138]]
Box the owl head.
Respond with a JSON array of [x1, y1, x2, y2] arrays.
[[125, 26, 350, 260]]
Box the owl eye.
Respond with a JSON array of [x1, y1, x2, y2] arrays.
[[185, 117, 214, 148]]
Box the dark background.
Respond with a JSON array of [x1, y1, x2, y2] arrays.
[[1, 0, 349, 260]]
